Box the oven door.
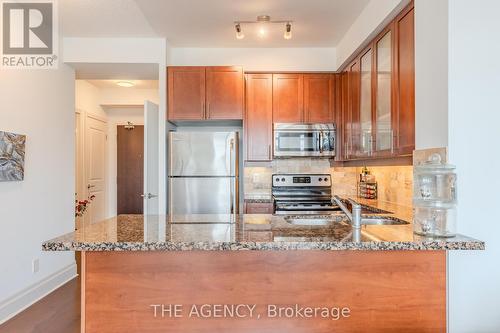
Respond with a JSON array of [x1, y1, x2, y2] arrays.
[[274, 201, 340, 215], [273, 123, 336, 157]]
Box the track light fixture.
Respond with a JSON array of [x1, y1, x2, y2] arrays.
[[284, 22, 292, 40], [234, 15, 293, 40], [235, 23, 244, 39]]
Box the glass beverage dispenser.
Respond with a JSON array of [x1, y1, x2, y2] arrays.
[[413, 154, 457, 237]]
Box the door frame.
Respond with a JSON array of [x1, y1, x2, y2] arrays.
[[75, 109, 85, 230]]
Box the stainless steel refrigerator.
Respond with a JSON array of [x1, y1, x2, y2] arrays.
[[168, 131, 239, 214]]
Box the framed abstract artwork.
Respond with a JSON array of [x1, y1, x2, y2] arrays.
[[0, 131, 26, 181]]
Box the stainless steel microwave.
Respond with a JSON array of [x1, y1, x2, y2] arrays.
[[273, 123, 336, 158]]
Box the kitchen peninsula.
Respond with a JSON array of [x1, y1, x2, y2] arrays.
[[43, 200, 483, 333]]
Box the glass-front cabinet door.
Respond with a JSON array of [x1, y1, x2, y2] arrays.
[[358, 48, 373, 157], [374, 28, 394, 155]]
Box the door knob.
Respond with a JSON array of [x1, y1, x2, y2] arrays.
[[141, 193, 157, 199]]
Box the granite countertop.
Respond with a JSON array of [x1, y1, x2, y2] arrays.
[[43, 199, 484, 251]]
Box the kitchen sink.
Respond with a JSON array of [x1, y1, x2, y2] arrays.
[[361, 217, 409, 225], [284, 216, 337, 226]]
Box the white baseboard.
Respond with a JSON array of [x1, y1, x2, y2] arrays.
[[0, 263, 78, 325]]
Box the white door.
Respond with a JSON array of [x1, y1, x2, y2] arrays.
[[85, 115, 107, 224], [75, 110, 83, 229], [144, 101, 159, 215]]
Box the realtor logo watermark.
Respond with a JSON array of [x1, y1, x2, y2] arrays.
[[1, 0, 58, 68]]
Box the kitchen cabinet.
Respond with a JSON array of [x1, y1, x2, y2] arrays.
[[167, 66, 205, 120], [373, 26, 395, 156], [394, 5, 415, 155], [272, 74, 304, 123], [358, 47, 374, 158], [206, 66, 244, 120], [339, 1, 414, 161], [244, 202, 273, 214], [333, 73, 344, 162], [347, 59, 360, 160], [245, 74, 273, 161], [304, 74, 333, 123], [167, 66, 243, 121]]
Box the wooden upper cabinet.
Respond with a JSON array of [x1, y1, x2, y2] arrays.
[[168, 67, 205, 120], [340, 72, 350, 161], [338, 2, 414, 162], [206, 66, 244, 120], [395, 5, 415, 155], [167, 66, 243, 121], [304, 74, 333, 123], [373, 25, 396, 157], [272, 74, 304, 123], [245, 74, 273, 161]]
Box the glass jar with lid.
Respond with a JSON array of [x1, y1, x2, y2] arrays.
[[413, 153, 457, 237], [414, 154, 457, 204]]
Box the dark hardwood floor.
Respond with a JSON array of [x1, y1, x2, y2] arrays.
[[0, 278, 80, 333]]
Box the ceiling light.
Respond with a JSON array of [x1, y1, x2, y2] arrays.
[[234, 15, 293, 40], [257, 26, 267, 38], [116, 81, 135, 88], [235, 23, 244, 39], [284, 22, 292, 40]]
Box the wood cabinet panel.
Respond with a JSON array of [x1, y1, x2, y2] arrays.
[[244, 202, 273, 214], [167, 67, 205, 120], [82, 251, 446, 332], [395, 6, 415, 155], [272, 74, 304, 123], [340, 72, 350, 160], [245, 74, 273, 161], [304, 74, 333, 123], [206, 66, 244, 120], [334, 74, 344, 161]]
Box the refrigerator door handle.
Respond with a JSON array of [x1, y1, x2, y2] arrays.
[[230, 177, 238, 214], [230, 178, 234, 214], [229, 137, 234, 176]]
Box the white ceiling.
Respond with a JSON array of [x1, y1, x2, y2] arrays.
[[85, 80, 159, 89], [61, 0, 371, 47], [71, 63, 159, 80]]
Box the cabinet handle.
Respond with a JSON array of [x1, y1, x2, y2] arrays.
[[268, 145, 272, 160], [207, 102, 210, 119], [369, 133, 374, 157], [202, 102, 205, 119]]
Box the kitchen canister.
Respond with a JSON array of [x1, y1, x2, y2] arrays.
[[413, 153, 457, 237]]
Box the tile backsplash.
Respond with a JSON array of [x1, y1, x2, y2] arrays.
[[357, 166, 414, 207], [244, 159, 414, 206]]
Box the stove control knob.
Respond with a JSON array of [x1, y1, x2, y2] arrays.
[[281, 178, 285, 182], [318, 177, 322, 181], [275, 178, 280, 182], [324, 178, 329, 182]]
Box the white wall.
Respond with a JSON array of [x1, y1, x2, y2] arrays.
[[168, 47, 336, 71], [0, 65, 76, 322], [447, 0, 500, 331], [414, 0, 449, 149], [75, 80, 106, 118], [335, 0, 408, 69]]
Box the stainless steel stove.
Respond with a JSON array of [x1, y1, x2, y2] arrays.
[[272, 174, 340, 215]]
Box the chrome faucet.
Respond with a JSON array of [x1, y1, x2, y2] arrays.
[[333, 195, 362, 230]]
